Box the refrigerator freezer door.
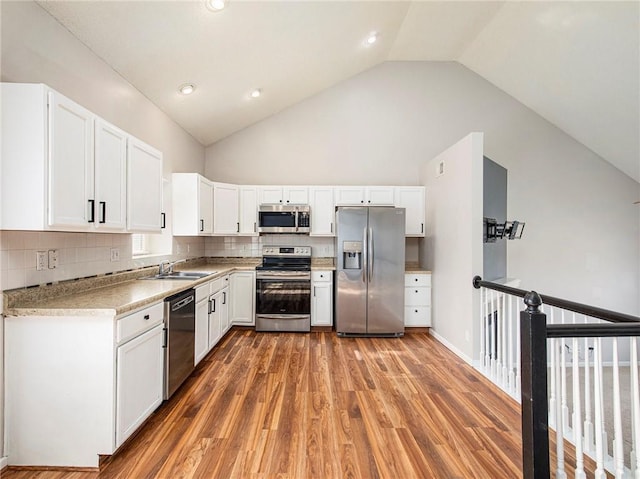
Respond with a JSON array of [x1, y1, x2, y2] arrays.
[[335, 207, 368, 334], [367, 207, 405, 335]]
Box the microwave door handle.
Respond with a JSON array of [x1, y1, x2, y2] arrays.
[[294, 209, 299, 232]]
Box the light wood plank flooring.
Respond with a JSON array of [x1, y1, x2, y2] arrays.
[[5, 329, 527, 478]]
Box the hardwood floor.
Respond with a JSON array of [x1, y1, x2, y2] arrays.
[[5, 329, 527, 479]]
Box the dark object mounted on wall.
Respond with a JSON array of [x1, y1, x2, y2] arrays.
[[484, 217, 525, 243]]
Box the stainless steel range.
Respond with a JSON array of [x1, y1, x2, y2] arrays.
[[255, 246, 311, 332]]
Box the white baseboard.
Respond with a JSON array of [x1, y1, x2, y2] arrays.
[[0, 456, 8, 470], [429, 330, 473, 365]]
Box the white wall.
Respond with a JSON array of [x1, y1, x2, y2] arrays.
[[420, 134, 484, 362], [206, 61, 640, 323]]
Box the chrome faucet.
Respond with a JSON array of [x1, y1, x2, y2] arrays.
[[158, 259, 188, 275]]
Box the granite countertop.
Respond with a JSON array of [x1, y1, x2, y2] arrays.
[[3, 257, 430, 317], [3, 258, 259, 318]]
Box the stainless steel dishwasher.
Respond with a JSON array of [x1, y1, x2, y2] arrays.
[[164, 288, 195, 400]]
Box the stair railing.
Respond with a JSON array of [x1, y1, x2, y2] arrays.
[[473, 276, 640, 479]]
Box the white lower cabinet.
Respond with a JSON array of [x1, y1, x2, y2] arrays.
[[4, 301, 164, 467], [404, 273, 432, 327], [230, 271, 256, 326], [195, 284, 211, 365], [115, 323, 164, 448], [311, 270, 333, 326], [208, 275, 230, 349]]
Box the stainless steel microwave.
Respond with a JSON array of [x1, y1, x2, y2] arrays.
[[258, 204, 310, 234]]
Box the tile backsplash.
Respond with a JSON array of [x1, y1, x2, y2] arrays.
[[0, 231, 204, 290], [205, 235, 335, 258], [1, 231, 418, 291]]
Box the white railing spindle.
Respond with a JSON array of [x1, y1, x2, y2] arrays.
[[555, 339, 568, 479], [572, 336, 586, 478], [612, 338, 624, 478], [584, 332, 594, 454], [561, 310, 570, 432], [549, 307, 557, 427], [630, 337, 640, 479], [594, 337, 606, 479]]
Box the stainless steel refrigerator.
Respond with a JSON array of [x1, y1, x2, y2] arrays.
[[335, 206, 405, 337]]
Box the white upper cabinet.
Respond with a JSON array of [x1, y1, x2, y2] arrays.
[[47, 90, 95, 229], [238, 186, 259, 236], [395, 186, 426, 237], [172, 173, 213, 236], [309, 187, 335, 236], [0, 83, 161, 233], [94, 119, 127, 231], [335, 186, 394, 206], [259, 186, 308, 205], [213, 182, 239, 235], [127, 137, 163, 232]]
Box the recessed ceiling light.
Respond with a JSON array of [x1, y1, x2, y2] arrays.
[[205, 0, 227, 12], [179, 83, 195, 95], [365, 32, 378, 45], [250, 89, 261, 99]]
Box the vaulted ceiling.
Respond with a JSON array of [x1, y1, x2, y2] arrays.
[[36, 1, 639, 182]]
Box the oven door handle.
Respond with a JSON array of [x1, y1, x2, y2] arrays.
[[256, 273, 311, 281], [257, 314, 310, 320]]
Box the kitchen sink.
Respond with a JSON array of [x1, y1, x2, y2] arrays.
[[140, 271, 213, 280]]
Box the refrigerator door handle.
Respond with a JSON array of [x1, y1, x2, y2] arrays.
[[362, 226, 368, 283], [368, 227, 374, 282]]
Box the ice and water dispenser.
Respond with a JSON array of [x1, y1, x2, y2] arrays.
[[342, 241, 362, 270]]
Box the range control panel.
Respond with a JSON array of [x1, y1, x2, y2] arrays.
[[262, 246, 311, 257]]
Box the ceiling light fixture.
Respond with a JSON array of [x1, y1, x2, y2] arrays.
[[250, 89, 262, 99], [205, 0, 227, 12], [365, 32, 378, 45], [179, 83, 195, 95]]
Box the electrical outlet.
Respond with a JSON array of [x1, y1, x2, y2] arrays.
[[110, 248, 120, 262], [48, 249, 58, 269], [36, 251, 46, 271]]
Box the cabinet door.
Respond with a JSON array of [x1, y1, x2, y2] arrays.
[[48, 90, 94, 229], [220, 287, 230, 334], [230, 272, 255, 326], [284, 187, 308, 204], [312, 280, 333, 326], [115, 324, 163, 448], [366, 186, 395, 205], [213, 182, 239, 234], [199, 178, 214, 235], [238, 187, 258, 235], [94, 119, 127, 231], [127, 137, 163, 232], [309, 187, 335, 236], [259, 186, 283, 204], [208, 292, 222, 349], [395, 187, 425, 236], [195, 298, 210, 365], [335, 186, 365, 205]]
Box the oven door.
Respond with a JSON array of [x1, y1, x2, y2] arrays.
[[256, 272, 311, 332]]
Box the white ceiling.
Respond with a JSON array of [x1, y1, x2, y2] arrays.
[[36, 0, 639, 183]]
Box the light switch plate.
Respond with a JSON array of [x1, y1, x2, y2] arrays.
[[110, 248, 120, 262], [48, 249, 58, 269]]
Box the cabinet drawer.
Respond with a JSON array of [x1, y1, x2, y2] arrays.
[[195, 282, 211, 303], [404, 306, 431, 327], [404, 286, 431, 306], [210, 275, 229, 294], [117, 302, 164, 344], [405, 273, 431, 287], [312, 270, 332, 282]]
